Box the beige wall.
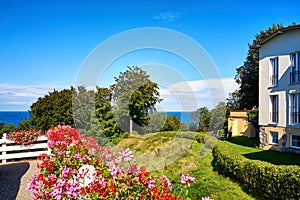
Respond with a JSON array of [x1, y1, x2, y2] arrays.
[[286, 128, 300, 149], [228, 118, 248, 136], [228, 111, 256, 138], [262, 126, 286, 151]]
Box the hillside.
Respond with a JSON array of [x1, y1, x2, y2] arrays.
[[116, 131, 259, 200]]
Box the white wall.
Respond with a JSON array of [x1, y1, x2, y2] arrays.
[[259, 29, 300, 127]]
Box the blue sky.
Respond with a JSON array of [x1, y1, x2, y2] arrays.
[[1, 0, 300, 111]]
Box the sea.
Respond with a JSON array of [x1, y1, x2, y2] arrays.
[[0, 111, 194, 126], [0, 111, 30, 126]]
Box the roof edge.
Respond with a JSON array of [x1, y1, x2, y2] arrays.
[[251, 24, 300, 49]]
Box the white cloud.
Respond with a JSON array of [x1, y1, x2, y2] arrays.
[[0, 83, 65, 110], [154, 11, 179, 22], [6, 101, 28, 105], [157, 78, 238, 111]]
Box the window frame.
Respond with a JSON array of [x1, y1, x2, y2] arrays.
[[270, 95, 278, 123], [290, 134, 300, 149], [270, 57, 279, 86], [290, 52, 300, 84], [269, 131, 279, 144], [290, 93, 300, 125]]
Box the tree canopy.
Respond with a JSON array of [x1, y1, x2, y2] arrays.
[[26, 66, 161, 137], [29, 88, 74, 131], [111, 66, 161, 133], [191, 107, 211, 132], [230, 23, 284, 110]]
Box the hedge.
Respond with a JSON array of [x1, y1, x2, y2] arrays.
[[212, 141, 300, 200]]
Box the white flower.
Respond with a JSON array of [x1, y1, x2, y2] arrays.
[[77, 164, 96, 187]]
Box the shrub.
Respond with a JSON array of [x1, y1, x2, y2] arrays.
[[212, 141, 300, 199], [195, 132, 208, 143]]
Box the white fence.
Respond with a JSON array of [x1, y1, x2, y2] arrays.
[[0, 133, 50, 164]]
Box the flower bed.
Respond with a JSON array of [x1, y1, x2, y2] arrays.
[[6, 129, 42, 145], [26, 125, 198, 199]]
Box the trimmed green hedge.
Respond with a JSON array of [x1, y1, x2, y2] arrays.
[[212, 141, 300, 199]]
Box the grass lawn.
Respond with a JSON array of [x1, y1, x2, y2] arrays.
[[225, 136, 300, 166], [117, 132, 260, 200]]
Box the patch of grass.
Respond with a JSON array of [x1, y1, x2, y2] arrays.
[[225, 136, 300, 166], [228, 136, 260, 148], [117, 132, 259, 199]]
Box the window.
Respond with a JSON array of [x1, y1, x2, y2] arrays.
[[270, 95, 278, 123], [290, 93, 300, 124], [270, 57, 278, 86], [270, 131, 278, 144], [290, 134, 300, 149], [290, 52, 300, 84]]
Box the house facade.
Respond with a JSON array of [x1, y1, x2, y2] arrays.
[[257, 25, 300, 152]]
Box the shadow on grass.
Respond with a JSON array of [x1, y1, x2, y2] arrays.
[[228, 136, 300, 166], [228, 136, 259, 148], [0, 162, 29, 200], [244, 150, 300, 166]]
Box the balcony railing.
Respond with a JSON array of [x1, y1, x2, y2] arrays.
[[270, 75, 278, 86], [290, 70, 300, 84], [291, 112, 300, 124], [270, 111, 278, 123]]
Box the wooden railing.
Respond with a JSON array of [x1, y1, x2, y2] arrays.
[[0, 133, 50, 164]]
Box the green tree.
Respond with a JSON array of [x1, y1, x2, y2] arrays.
[[161, 115, 181, 131], [111, 66, 161, 133], [210, 102, 226, 132], [29, 88, 74, 131], [191, 107, 211, 132], [18, 118, 33, 131], [73, 86, 99, 133], [145, 113, 166, 133], [0, 123, 17, 137], [94, 86, 120, 137], [231, 23, 284, 110]]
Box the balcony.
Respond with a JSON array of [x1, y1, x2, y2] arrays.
[[290, 70, 300, 84], [291, 112, 300, 124]]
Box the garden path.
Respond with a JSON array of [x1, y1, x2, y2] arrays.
[[0, 160, 38, 200]]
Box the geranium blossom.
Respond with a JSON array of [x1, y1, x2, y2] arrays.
[[159, 175, 173, 191], [77, 164, 96, 187], [6, 129, 42, 145], [119, 148, 134, 161], [27, 125, 186, 199], [180, 173, 196, 186]]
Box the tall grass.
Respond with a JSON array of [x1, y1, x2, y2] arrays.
[[117, 132, 257, 199]]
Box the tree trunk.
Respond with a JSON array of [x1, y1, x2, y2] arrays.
[[129, 117, 133, 134]]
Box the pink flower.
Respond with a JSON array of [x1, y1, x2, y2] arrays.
[[159, 175, 172, 191], [147, 179, 156, 189], [26, 174, 42, 195], [99, 175, 107, 186], [73, 153, 81, 159], [119, 148, 134, 162], [180, 173, 196, 186]]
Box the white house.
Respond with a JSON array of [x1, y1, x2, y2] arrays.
[[256, 24, 300, 152]]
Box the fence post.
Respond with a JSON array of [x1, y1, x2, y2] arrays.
[[2, 133, 7, 164]]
